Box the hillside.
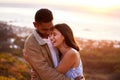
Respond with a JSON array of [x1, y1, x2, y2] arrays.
[[0, 21, 120, 80]]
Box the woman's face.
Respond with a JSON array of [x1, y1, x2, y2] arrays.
[[50, 28, 64, 48]]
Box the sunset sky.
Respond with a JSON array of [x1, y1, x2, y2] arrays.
[[1, 0, 120, 9], [1, 0, 120, 18]]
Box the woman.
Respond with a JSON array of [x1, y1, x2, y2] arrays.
[[50, 23, 85, 80]]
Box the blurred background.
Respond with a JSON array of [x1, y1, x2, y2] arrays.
[[0, 0, 120, 80]]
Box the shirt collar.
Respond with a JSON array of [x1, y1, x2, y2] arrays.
[[33, 30, 47, 45]]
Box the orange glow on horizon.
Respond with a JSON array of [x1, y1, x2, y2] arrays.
[[1, 0, 120, 15]]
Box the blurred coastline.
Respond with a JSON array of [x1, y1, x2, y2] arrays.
[[0, 4, 120, 41]]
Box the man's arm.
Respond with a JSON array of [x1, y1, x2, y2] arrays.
[[23, 41, 71, 80]]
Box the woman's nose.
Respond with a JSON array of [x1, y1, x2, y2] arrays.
[[49, 34, 53, 40]]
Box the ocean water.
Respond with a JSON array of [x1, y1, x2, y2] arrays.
[[0, 6, 120, 41]]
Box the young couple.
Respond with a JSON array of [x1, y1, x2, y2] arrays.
[[23, 8, 85, 80]]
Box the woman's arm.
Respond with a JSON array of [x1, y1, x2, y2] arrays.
[[56, 50, 77, 74]]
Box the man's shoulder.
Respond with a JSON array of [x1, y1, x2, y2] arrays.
[[23, 33, 40, 51], [24, 33, 38, 47], [25, 33, 35, 43]]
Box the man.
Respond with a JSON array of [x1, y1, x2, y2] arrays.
[[23, 8, 71, 80]]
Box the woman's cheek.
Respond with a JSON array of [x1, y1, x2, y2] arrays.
[[53, 37, 59, 47]]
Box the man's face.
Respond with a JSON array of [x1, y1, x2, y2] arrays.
[[33, 21, 53, 38]]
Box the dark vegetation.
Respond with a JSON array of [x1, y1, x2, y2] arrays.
[[0, 21, 120, 80]]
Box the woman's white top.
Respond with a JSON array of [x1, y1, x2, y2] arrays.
[[65, 56, 83, 78]]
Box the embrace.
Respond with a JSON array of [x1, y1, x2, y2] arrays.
[[23, 8, 85, 80]]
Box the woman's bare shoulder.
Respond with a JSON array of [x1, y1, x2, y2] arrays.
[[65, 48, 79, 57]]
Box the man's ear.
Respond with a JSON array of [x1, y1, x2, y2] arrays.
[[33, 22, 38, 28]]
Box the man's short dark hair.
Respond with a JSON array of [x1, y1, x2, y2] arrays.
[[35, 8, 53, 23]]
